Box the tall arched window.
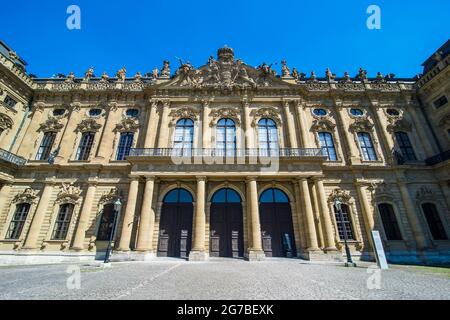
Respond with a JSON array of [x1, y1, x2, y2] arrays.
[[52, 203, 75, 240], [36, 132, 56, 161], [258, 118, 278, 156], [212, 188, 241, 203], [259, 188, 289, 203], [421, 203, 448, 240], [357, 132, 377, 161], [97, 203, 116, 241], [216, 119, 236, 156], [395, 132, 416, 161], [333, 204, 355, 241], [163, 188, 194, 203], [378, 203, 403, 240], [6, 203, 31, 240], [173, 119, 194, 156], [76, 132, 95, 161], [116, 132, 134, 160], [318, 132, 337, 161]]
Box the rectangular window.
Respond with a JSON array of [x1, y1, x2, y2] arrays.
[[52, 204, 74, 240], [76, 132, 95, 161], [378, 203, 403, 240], [357, 132, 377, 161], [334, 204, 355, 241], [6, 203, 31, 240], [97, 204, 116, 241], [3, 95, 17, 109], [318, 132, 337, 161], [36, 132, 56, 161], [395, 132, 416, 161], [433, 95, 448, 109], [116, 132, 134, 161], [422, 203, 448, 240]]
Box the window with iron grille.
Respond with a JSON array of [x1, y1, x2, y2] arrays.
[[76, 132, 95, 160], [378, 203, 403, 240], [334, 204, 355, 241], [6, 203, 31, 240], [433, 95, 448, 109], [318, 132, 337, 161], [395, 132, 416, 161], [216, 118, 236, 156], [173, 119, 194, 157], [96, 204, 115, 241], [116, 132, 134, 160], [357, 132, 377, 161], [52, 203, 74, 240], [258, 118, 279, 157], [421, 203, 448, 240], [36, 132, 56, 161], [3, 95, 17, 109]]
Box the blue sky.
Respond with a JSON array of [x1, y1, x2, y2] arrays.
[[0, 0, 448, 78]]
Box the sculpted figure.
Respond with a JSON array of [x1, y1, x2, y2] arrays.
[[152, 68, 159, 79], [101, 72, 109, 81], [84, 67, 94, 80], [134, 71, 142, 81], [358, 67, 367, 80], [310, 71, 317, 81], [342, 71, 351, 82], [281, 59, 291, 77], [326, 68, 335, 81], [116, 67, 127, 81], [66, 72, 75, 82], [292, 68, 299, 80], [160, 60, 170, 77]]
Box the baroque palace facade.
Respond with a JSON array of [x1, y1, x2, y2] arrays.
[[0, 41, 449, 265]]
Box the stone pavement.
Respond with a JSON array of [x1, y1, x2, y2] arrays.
[[0, 258, 448, 300]]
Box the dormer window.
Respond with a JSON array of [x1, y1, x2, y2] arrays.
[[313, 108, 327, 116], [89, 109, 102, 117], [3, 96, 17, 109], [53, 109, 66, 117], [126, 109, 139, 118], [386, 109, 400, 116], [350, 108, 364, 116]]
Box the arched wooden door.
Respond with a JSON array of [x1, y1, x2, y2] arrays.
[[259, 188, 297, 257], [157, 188, 194, 258], [210, 188, 244, 258]]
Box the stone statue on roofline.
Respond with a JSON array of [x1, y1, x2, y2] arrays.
[[281, 59, 291, 78], [326, 68, 335, 81], [160, 60, 170, 78], [84, 67, 94, 81], [116, 67, 127, 82], [292, 68, 299, 80]]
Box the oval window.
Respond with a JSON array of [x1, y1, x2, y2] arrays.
[[53, 109, 65, 117], [386, 109, 400, 116], [313, 108, 327, 116], [350, 108, 363, 116], [126, 109, 139, 118], [89, 109, 102, 117]]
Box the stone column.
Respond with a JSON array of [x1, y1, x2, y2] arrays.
[[143, 101, 158, 148], [294, 100, 310, 148], [374, 107, 395, 163], [23, 183, 54, 250], [298, 178, 320, 251], [398, 181, 428, 250], [283, 101, 298, 148], [202, 100, 211, 148], [136, 176, 156, 253], [438, 181, 450, 213], [157, 101, 171, 148], [313, 178, 337, 251], [57, 102, 81, 162], [189, 176, 208, 261], [17, 103, 45, 158], [356, 183, 375, 253], [408, 105, 437, 157], [71, 183, 97, 251], [117, 178, 140, 251], [246, 177, 265, 261], [95, 103, 117, 161], [335, 106, 358, 164], [242, 101, 254, 149]]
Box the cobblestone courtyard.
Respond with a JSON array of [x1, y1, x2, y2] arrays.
[[0, 259, 449, 300]]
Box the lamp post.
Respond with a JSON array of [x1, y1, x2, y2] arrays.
[[334, 197, 356, 267], [104, 198, 122, 264]]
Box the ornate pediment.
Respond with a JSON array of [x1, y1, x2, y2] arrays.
[[349, 116, 374, 133], [209, 107, 241, 127], [368, 182, 394, 202], [311, 118, 336, 132], [161, 47, 290, 89], [38, 117, 64, 132], [115, 118, 140, 132], [416, 187, 435, 201], [99, 187, 121, 205], [386, 117, 412, 133], [56, 183, 82, 204], [328, 188, 353, 204], [250, 107, 282, 127], [0, 113, 13, 130], [13, 188, 38, 204], [76, 118, 102, 133], [169, 107, 199, 123]]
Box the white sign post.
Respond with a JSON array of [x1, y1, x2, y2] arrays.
[[371, 231, 389, 270]]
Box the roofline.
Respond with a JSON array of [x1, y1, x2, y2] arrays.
[[0, 39, 28, 66]]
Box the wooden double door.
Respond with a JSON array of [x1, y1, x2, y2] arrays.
[[157, 203, 193, 258], [210, 203, 244, 258], [259, 202, 297, 257]]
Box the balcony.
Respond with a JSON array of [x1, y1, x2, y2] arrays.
[[0, 148, 27, 166], [425, 150, 450, 166], [129, 148, 325, 159]]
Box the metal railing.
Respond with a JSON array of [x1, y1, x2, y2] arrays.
[[425, 150, 450, 166], [0, 148, 27, 166], [129, 148, 325, 158]]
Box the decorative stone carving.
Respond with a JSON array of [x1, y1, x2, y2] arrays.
[[84, 67, 94, 82], [250, 107, 282, 127], [53, 81, 80, 91], [76, 118, 102, 133], [160, 60, 171, 78], [438, 114, 450, 128], [304, 82, 329, 91], [88, 80, 114, 91], [0, 113, 13, 130], [335, 82, 365, 91], [116, 67, 127, 82], [99, 187, 121, 205], [56, 183, 82, 204], [38, 117, 64, 132], [169, 107, 199, 123], [209, 107, 241, 127], [308, 71, 317, 82], [325, 68, 335, 81], [281, 59, 291, 78], [370, 83, 399, 91], [12, 188, 38, 204], [311, 118, 336, 132], [114, 118, 140, 132], [416, 187, 435, 201], [368, 182, 394, 202], [328, 188, 353, 204], [340, 72, 352, 83], [349, 116, 374, 133], [386, 117, 412, 133], [357, 67, 367, 81], [66, 72, 75, 82]]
